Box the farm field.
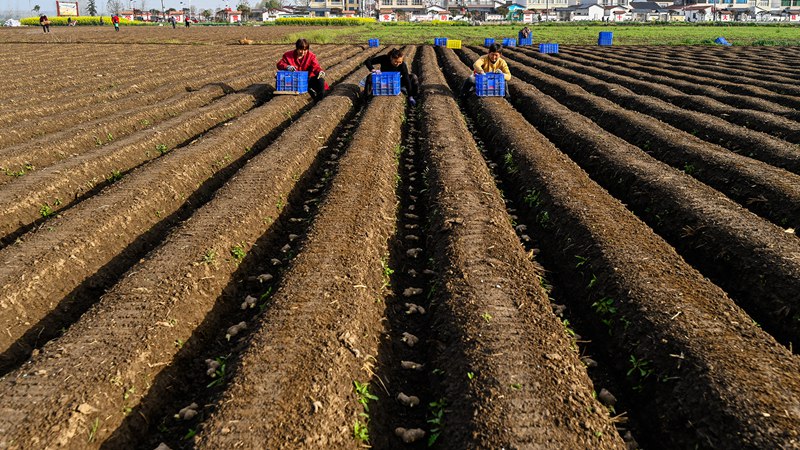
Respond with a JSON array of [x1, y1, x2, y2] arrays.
[[3, 23, 800, 45], [0, 35, 799, 449]]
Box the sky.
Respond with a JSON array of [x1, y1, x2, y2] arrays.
[[1, 0, 266, 17]]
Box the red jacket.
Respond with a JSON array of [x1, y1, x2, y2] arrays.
[[112, 15, 120, 23], [277, 50, 328, 90]]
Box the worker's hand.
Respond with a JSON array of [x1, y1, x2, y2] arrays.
[[371, 69, 381, 74], [286, 65, 296, 72], [318, 71, 326, 80], [494, 69, 503, 74], [475, 69, 485, 75]]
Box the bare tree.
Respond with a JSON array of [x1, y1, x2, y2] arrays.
[[140, 0, 147, 13], [107, 0, 124, 14], [87, 0, 98, 15]]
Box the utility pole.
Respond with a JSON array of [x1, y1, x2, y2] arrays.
[[161, 0, 164, 20]]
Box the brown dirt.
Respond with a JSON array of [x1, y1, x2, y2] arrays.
[[0, 25, 332, 45], [481, 47, 800, 231], [0, 38, 798, 449], [502, 47, 800, 174], [194, 67, 407, 449], [439, 45, 800, 449], [0, 50, 373, 373], [0, 51, 372, 449], [420, 45, 623, 449]]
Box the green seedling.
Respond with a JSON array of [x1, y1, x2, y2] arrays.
[[627, 355, 653, 379], [276, 198, 284, 210], [106, 132, 114, 142], [353, 380, 378, 412], [202, 249, 217, 264], [510, 383, 522, 390], [140, 119, 150, 127], [481, 312, 492, 323], [183, 428, 197, 440], [523, 189, 542, 208], [574, 255, 589, 268], [53, 198, 62, 206], [427, 398, 447, 446], [353, 420, 369, 442], [156, 144, 169, 155], [466, 372, 475, 380], [562, 319, 576, 338], [94, 136, 103, 146], [87, 418, 100, 443], [258, 286, 274, 312], [39, 204, 53, 218], [106, 170, 123, 183], [175, 339, 184, 349], [380, 257, 394, 290], [592, 297, 617, 316], [230, 244, 246, 262], [537, 210, 550, 227], [683, 163, 696, 175], [587, 274, 597, 289], [207, 357, 227, 388], [502, 151, 518, 174]]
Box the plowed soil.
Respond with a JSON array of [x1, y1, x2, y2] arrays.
[[0, 35, 798, 450]]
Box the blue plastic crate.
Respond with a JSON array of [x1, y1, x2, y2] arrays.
[[475, 73, 505, 97], [714, 37, 731, 46], [502, 38, 516, 47], [598, 31, 613, 46], [368, 38, 379, 47], [276, 70, 309, 94], [434, 37, 448, 47], [372, 72, 401, 96], [539, 43, 559, 54], [484, 38, 495, 46], [519, 37, 532, 46]]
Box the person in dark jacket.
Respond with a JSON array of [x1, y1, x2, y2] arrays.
[[277, 39, 328, 101], [39, 15, 50, 33], [364, 48, 418, 106]]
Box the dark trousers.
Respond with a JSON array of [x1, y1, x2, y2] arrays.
[[41, 25, 50, 33], [364, 73, 419, 97], [308, 76, 325, 101]]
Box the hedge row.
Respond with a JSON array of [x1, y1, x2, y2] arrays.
[[274, 17, 376, 25]]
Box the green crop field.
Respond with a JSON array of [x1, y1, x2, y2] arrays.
[[335, 22, 800, 46]]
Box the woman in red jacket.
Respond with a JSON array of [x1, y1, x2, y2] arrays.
[[277, 39, 328, 101]]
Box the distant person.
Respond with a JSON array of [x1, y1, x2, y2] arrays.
[[169, 16, 176, 28], [185, 16, 191, 27], [277, 38, 328, 102], [460, 43, 511, 98], [112, 14, 120, 31], [67, 17, 72, 26], [99, 16, 103, 25], [364, 48, 419, 106], [39, 14, 50, 33], [518, 26, 531, 40]]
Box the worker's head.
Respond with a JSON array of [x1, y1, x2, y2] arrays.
[[388, 48, 405, 67], [487, 43, 502, 63], [295, 39, 310, 58]]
